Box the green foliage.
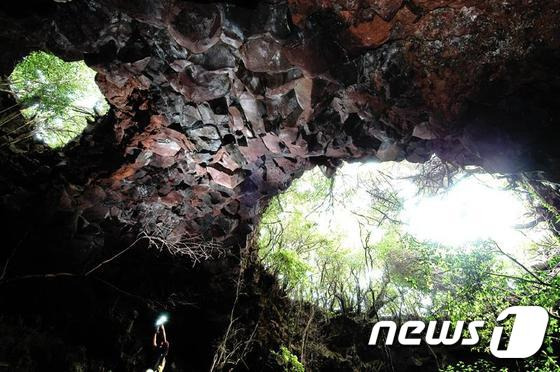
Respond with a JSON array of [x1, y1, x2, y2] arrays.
[[273, 346, 305, 372], [440, 359, 505, 372], [9, 51, 108, 147], [443, 354, 560, 372], [374, 230, 437, 292], [268, 249, 311, 292], [259, 170, 344, 304], [523, 350, 560, 371], [258, 164, 560, 368]]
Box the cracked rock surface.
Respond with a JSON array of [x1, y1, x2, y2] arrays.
[[1, 0, 559, 247]]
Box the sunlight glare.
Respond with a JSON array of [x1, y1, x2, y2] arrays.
[[403, 176, 528, 247]]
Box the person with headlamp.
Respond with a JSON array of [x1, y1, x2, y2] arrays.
[[147, 315, 170, 372]]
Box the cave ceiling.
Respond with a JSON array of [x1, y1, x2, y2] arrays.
[[1, 0, 559, 246]]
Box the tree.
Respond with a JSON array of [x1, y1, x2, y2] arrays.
[[258, 161, 560, 369], [8, 51, 108, 147]]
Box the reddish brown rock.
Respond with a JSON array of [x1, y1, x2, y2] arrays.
[[347, 16, 392, 48], [239, 92, 266, 134], [1, 0, 558, 248], [170, 68, 230, 103], [261, 133, 284, 154], [240, 35, 293, 73], [207, 166, 243, 189], [367, 0, 403, 21]]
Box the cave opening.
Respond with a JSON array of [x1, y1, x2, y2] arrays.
[[258, 157, 558, 342], [6, 51, 108, 148]]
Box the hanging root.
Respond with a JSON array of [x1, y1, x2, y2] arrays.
[[139, 231, 226, 266]]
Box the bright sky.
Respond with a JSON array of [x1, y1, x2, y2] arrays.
[[298, 158, 548, 262], [13, 56, 108, 146], [404, 176, 527, 247], [271, 158, 553, 312]]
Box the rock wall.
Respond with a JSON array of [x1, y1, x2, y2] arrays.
[[2, 0, 559, 247]]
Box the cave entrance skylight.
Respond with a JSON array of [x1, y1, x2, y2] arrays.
[[8, 51, 109, 148], [257, 156, 558, 320]]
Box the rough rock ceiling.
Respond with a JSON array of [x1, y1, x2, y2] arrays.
[[1, 0, 559, 246]]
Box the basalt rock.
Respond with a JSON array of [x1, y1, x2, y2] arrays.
[[2, 0, 560, 246]]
